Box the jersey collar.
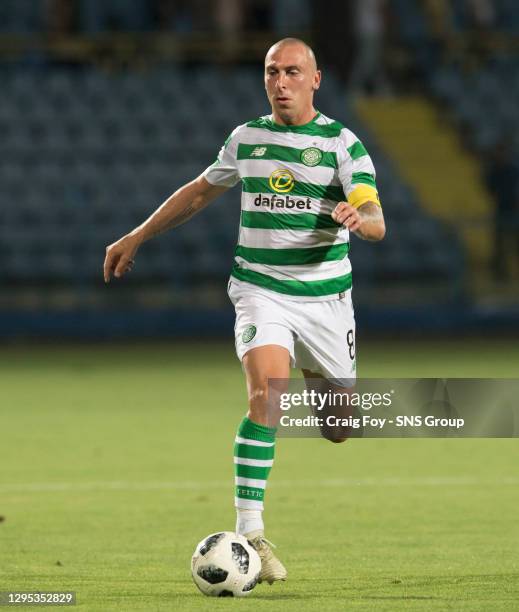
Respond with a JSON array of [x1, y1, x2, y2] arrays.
[[268, 111, 321, 132]]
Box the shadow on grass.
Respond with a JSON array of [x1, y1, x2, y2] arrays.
[[359, 595, 441, 601], [168, 592, 307, 601]]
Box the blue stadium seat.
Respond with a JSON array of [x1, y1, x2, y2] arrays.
[[0, 65, 464, 293]]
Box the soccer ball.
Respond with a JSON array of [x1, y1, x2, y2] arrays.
[[191, 531, 261, 597]]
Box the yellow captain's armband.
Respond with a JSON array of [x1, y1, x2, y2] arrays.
[[347, 184, 381, 208]]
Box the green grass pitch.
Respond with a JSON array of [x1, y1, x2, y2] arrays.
[[1, 340, 518, 610]]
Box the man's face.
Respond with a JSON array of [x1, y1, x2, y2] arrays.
[[264, 43, 321, 122]]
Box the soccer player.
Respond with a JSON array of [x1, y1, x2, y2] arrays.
[[103, 38, 385, 585]]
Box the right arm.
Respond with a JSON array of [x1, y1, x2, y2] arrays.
[[103, 175, 228, 283]]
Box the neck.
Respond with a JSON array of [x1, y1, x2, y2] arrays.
[[272, 106, 317, 126]]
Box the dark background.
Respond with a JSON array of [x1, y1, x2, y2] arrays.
[[0, 0, 518, 340]]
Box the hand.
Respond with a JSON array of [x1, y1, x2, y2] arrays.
[[331, 201, 361, 232], [103, 234, 141, 283]]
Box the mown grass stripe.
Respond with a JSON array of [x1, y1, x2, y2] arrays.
[[231, 264, 352, 297], [235, 243, 349, 266]]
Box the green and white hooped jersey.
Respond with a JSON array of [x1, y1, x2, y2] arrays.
[[203, 111, 381, 301]]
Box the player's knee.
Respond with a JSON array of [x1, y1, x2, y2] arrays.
[[247, 382, 270, 422], [248, 384, 269, 407]]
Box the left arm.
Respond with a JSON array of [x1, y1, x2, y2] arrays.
[[331, 201, 386, 241]]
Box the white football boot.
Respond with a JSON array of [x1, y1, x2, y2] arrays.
[[247, 534, 287, 584]]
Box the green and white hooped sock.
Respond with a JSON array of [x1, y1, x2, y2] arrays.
[[234, 417, 276, 535]]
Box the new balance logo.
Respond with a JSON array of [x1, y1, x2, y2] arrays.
[[251, 146, 267, 157]]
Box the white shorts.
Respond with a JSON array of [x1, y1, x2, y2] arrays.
[[228, 279, 356, 383]]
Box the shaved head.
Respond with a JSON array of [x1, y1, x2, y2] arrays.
[[264, 38, 321, 126], [266, 38, 318, 71]]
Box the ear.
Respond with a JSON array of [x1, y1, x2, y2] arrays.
[[312, 70, 322, 91]]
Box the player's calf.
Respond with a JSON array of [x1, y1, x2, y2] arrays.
[[302, 371, 354, 443], [319, 415, 351, 444], [233, 345, 290, 583]]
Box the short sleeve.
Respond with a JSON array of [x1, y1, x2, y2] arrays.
[[202, 126, 242, 188], [337, 129, 381, 208]]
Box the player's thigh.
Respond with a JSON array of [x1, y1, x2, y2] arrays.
[[243, 344, 291, 397], [229, 281, 296, 365]]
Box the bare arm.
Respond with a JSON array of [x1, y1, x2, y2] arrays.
[[331, 201, 386, 241], [103, 175, 228, 282]]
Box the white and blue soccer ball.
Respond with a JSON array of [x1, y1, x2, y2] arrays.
[[191, 531, 261, 597]]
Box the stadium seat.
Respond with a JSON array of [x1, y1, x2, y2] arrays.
[[0, 64, 463, 296]]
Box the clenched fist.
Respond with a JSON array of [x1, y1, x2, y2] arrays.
[[331, 202, 362, 232]]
